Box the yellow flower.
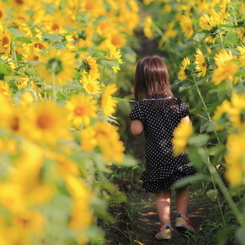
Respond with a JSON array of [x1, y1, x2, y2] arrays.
[[143, 16, 153, 38], [37, 47, 76, 85], [212, 61, 238, 85], [26, 102, 70, 145], [178, 57, 190, 81], [172, 121, 192, 156], [80, 74, 101, 94], [214, 49, 234, 67], [106, 46, 123, 74], [101, 83, 118, 116], [212, 100, 231, 130], [180, 15, 194, 39], [0, 28, 11, 54], [225, 133, 245, 187], [236, 44, 245, 55], [0, 7, 6, 22], [81, 122, 125, 162], [86, 56, 99, 77], [66, 93, 98, 127], [229, 92, 245, 130], [10, 0, 34, 9], [158, 22, 178, 47], [65, 176, 92, 230], [194, 49, 207, 77]]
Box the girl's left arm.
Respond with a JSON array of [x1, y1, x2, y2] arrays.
[[131, 119, 144, 136]]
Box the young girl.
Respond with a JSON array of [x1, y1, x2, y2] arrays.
[[129, 55, 197, 240]]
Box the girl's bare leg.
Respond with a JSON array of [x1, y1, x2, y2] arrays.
[[175, 185, 189, 218], [155, 189, 171, 227]]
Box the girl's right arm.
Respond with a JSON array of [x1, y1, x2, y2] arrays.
[[181, 116, 190, 123], [131, 119, 144, 136]]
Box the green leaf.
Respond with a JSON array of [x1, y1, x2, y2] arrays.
[[206, 189, 218, 201], [100, 59, 119, 67], [172, 173, 209, 189], [188, 134, 209, 147], [25, 61, 44, 65], [76, 47, 89, 52], [188, 147, 208, 170], [13, 37, 32, 44], [236, 226, 245, 245], [193, 30, 210, 42], [217, 225, 236, 245], [113, 97, 134, 102], [200, 121, 215, 133], [8, 28, 23, 37], [189, 108, 197, 114], [224, 31, 239, 45], [110, 192, 127, 202], [179, 84, 193, 92], [0, 63, 14, 78], [42, 34, 64, 43]]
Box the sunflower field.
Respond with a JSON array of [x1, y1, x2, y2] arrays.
[[0, 0, 139, 244], [1, 0, 245, 244]]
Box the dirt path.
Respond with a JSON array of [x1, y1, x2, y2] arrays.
[[102, 181, 219, 245]]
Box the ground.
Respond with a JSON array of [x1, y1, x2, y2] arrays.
[[99, 179, 233, 245]]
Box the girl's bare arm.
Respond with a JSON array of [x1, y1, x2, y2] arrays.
[[131, 119, 144, 136]]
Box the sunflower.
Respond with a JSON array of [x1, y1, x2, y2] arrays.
[[10, 0, 34, 9], [212, 100, 231, 130], [229, 92, 245, 130], [81, 121, 125, 162], [66, 176, 92, 230], [225, 132, 245, 187], [101, 83, 118, 116], [172, 120, 192, 156], [37, 48, 76, 85], [143, 16, 153, 38], [0, 28, 11, 54], [194, 49, 208, 77], [80, 74, 101, 94], [212, 61, 238, 85], [66, 93, 98, 127], [0, 7, 6, 22], [180, 15, 194, 39], [25, 102, 70, 145], [178, 57, 191, 81], [105, 45, 123, 73], [214, 49, 234, 67]]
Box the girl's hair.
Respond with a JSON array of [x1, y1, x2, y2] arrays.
[[134, 55, 173, 102]]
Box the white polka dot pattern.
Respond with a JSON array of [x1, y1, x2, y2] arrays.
[[129, 96, 197, 192]]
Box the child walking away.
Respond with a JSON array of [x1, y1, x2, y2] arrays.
[[129, 55, 197, 240]]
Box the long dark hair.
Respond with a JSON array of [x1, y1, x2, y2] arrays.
[[134, 55, 173, 102]]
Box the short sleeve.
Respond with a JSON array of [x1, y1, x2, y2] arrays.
[[129, 102, 144, 121], [177, 97, 189, 118]]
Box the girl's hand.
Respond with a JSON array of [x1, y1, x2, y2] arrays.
[[131, 119, 144, 136]]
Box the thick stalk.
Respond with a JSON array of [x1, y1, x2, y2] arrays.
[[193, 77, 221, 144], [206, 158, 244, 226]]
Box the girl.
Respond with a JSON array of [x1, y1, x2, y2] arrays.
[[129, 55, 196, 240]]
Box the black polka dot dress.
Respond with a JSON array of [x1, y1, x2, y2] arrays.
[[129, 96, 197, 193]]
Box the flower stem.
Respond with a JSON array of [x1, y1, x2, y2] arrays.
[[206, 158, 244, 226], [193, 76, 221, 144]]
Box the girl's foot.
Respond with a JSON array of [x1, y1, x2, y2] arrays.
[[155, 225, 172, 240], [175, 213, 195, 233]]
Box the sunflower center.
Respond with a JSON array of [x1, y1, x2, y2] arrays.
[[34, 42, 45, 50], [33, 55, 39, 61], [202, 62, 207, 67], [2, 36, 9, 48], [0, 10, 3, 18], [52, 23, 59, 31], [37, 114, 53, 129], [85, 2, 94, 10], [15, 0, 24, 5], [87, 83, 94, 93], [11, 116, 20, 131], [74, 106, 85, 116], [46, 57, 63, 75]]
